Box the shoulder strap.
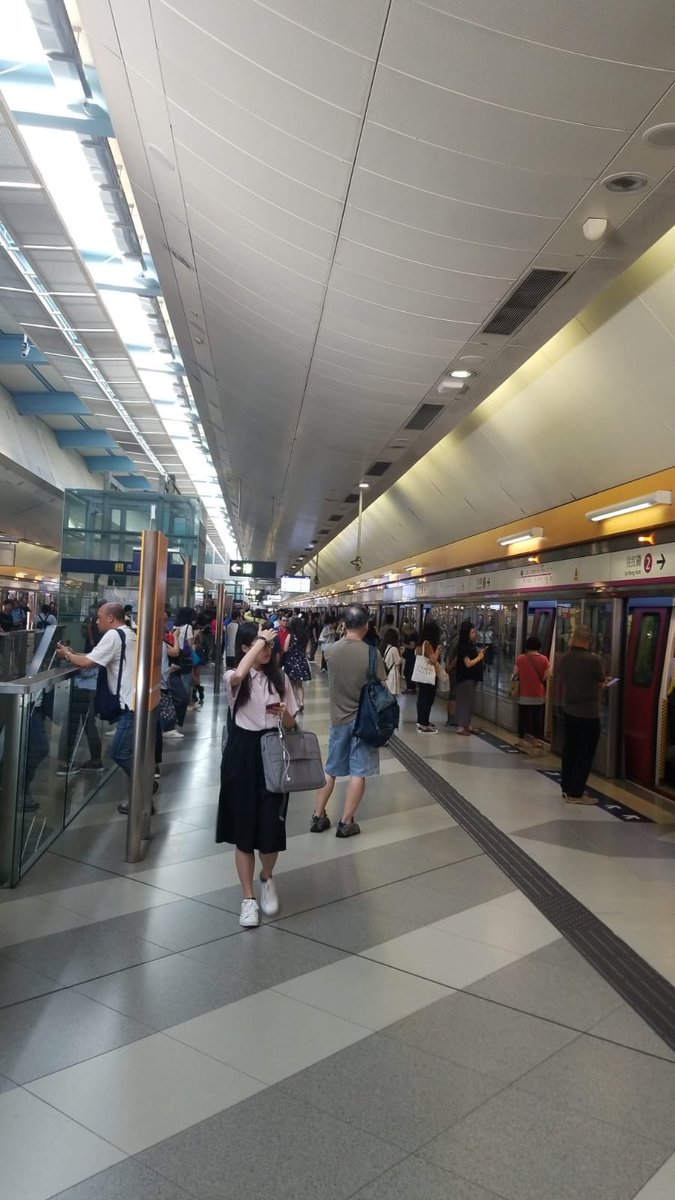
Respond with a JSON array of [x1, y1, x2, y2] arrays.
[[114, 628, 126, 701], [367, 643, 377, 680]]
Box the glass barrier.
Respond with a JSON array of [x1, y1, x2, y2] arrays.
[[0, 667, 116, 887]]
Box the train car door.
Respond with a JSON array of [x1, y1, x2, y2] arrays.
[[623, 601, 672, 786], [525, 601, 556, 658]]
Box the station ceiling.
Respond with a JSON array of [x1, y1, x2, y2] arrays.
[[2, 2, 675, 574]]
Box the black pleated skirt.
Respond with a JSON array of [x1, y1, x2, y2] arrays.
[[215, 724, 288, 854]]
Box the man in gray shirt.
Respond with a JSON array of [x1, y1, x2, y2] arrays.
[[311, 604, 386, 839], [558, 625, 605, 804]]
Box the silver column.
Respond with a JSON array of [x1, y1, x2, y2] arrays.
[[212, 582, 225, 695], [127, 530, 168, 863], [182, 554, 192, 607]]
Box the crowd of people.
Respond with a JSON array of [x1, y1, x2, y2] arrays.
[[45, 596, 610, 928]]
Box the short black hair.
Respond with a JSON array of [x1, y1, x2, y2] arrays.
[[344, 603, 369, 630], [525, 635, 542, 652]]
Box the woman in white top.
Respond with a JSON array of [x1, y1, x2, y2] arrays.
[[216, 622, 298, 928], [379, 628, 402, 696]]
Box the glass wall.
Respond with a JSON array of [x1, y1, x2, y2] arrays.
[[59, 490, 206, 645]]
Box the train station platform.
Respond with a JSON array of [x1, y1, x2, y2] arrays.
[[0, 672, 673, 1200]]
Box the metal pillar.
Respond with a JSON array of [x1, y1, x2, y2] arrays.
[[126, 530, 168, 863], [181, 554, 192, 607], [213, 582, 225, 695]]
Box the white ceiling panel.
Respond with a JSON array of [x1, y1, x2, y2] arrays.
[[164, 59, 353, 201], [382, 1, 673, 127], [158, 0, 379, 111], [152, 4, 362, 160], [366, 67, 629, 178], [255, 0, 390, 58], [428, 1, 675, 70], [182, 169, 336, 264], [348, 168, 559, 251], [187, 208, 331, 287], [78, 0, 675, 570], [191, 231, 327, 310], [170, 107, 344, 232], [340, 207, 535, 277], [334, 241, 513, 303], [357, 122, 591, 220]]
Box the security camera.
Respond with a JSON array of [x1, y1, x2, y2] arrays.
[[21, 336, 30, 359]]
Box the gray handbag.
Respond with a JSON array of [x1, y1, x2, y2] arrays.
[[260, 723, 325, 793]]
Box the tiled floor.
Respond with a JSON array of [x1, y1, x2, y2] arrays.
[[0, 672, 673, 1200]]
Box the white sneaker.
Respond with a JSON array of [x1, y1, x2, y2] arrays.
[[260, 876, 279, 916], [163, 729, 185, 740], [239, 898, 260, 928]]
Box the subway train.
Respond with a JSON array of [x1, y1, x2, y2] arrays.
[[310, 536, 675, 801]]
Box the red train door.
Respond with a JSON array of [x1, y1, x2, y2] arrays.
[[623, 604, 671, 786]]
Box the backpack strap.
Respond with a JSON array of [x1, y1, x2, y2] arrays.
[[114, 628, 126, 703], [367, 643, 378, 680]]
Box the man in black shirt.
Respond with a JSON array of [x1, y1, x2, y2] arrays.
[[558, 626, 605, 804], [0, 601, 13, 632]]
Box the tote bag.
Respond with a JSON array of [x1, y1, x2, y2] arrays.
[[260, 724, 325, 793], [412, 653, 436, 686]]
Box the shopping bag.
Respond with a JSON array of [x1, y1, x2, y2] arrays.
[[435, 665, 450, 696], [411, 654, 436, 686]]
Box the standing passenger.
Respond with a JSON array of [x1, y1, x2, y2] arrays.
[[284, 616, 312, 712], [311, 604, 386, 838], [379, 628, 403, 695], [216, 623, 299, 927], [455, 621, 485, 735], [415, 621, 441, 732], [558, 626, 604, 804], [514, 635, 550, 747]]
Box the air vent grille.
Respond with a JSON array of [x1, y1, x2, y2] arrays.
[[329, 514, 342, 522], [344, 493, 359, 504], [318, 528, 330, 535], [483, 268, 569, 336], [367, 460, 391, 477], [405, 403, 444, 431]]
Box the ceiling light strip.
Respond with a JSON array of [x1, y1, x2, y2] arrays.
[[0, 220, 166, 479]]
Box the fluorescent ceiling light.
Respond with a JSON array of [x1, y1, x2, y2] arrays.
[[450, 369, 474, 379], [497, 527, 544, 546], [358, 482, 370, 489], [585, 491, 671, 522], [0, 180, 41, 189], [437, 378, 465, 392]]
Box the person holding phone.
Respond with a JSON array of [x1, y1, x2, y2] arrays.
[[455, 620, 485, 735], [216, 622, 298, 928]]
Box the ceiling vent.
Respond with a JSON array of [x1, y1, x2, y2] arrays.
[[366, 460, 391, 477], [482, 269, 570, 336], [329, 514, 342, 522], [344, 493, 359, 504], [404, 403, 445, 431], [318, 528, 330, 535]]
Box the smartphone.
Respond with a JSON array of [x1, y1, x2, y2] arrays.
[[265, 702, 281, 712], [604, 677, 620, 688]]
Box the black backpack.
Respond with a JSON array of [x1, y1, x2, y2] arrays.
[[94, 628, 126, 722], [353, 644, 400, 748]]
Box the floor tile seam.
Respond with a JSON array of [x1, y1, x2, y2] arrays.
[[32, 886, 198, 925], [388, 737, 675, 1046], [16, 1078, 133, 1161], [261, 846, 488, 924], [129, 1156, 204, 1200], [499, 1081, 675, 1155], [343, 1149, 508, 1200], [513, 1063, 675, 1148], [431, 985, 675, 1062], [374, 1011, 587, 1088], [419, 917, 562, 959], [6, 1006, 161, 1088], [0, 978, 66, 1012]]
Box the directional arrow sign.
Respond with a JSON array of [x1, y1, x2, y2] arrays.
[[229, 559, 277, 580], [657, 554, 666, 570]]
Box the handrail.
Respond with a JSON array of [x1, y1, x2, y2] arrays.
[[0, 666, 80, 695]]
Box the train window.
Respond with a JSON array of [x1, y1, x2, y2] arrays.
[[633, 614, 660, 687]]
